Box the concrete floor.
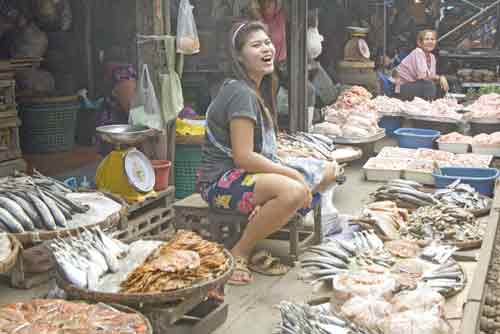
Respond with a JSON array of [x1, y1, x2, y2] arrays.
[[0, 160, 383, 333]]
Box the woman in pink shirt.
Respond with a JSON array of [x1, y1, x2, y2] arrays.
[[396, 30, 449, 100]]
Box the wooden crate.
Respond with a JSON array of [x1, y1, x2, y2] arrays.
[[0, 117, 21, 163], [9, 244, 55, 289], [110, 186, 176, 243]]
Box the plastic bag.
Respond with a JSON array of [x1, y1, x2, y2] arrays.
[[341, 295, 393, 331], [333, 271, 397, 302], [392, 288, 445, 316], [129, 64, 163, 130], [10, 22, 48, 58], [176, 0, 200, 55], [380, 310, 452, 334]]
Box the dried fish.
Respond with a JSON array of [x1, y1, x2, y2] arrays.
[[0, 299, 149, 333], [434, 180, 489, 211]]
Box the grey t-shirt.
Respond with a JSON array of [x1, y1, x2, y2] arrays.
[[198, 80, 264, 185]]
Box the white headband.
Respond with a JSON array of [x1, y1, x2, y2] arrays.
[[232, 22, 248, 48]]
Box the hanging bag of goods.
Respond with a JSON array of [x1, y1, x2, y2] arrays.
[[176, 0, 200, 55]]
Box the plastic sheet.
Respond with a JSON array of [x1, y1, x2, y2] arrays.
[[380, 309, 452, 334], [341, 295, 393, 330], [392, 288, 445, 316], [333, 271, 397, 302]]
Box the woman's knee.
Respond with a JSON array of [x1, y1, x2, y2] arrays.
[[278, 180, 308, 209]]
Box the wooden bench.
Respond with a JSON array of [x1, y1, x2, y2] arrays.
[[174, 193, 322, 265]]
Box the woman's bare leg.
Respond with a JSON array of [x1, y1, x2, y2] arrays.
[[231, 173, 308, 259]]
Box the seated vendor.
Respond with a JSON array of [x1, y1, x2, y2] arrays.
[[96, 65, 138, 156], [196, 21, 340, 286], [395, 30, 449, 101]]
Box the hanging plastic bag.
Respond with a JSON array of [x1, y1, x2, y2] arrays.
[[129, 64, 163, 130], [176, 0, 200, 55]]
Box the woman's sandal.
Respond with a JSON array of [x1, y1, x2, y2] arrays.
[[248, 250, 290, 276], [228, 256, 253, 286]]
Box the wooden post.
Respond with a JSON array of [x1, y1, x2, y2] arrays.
[[82, 0, 95, 98], [136, 0, 170, 161], [288, 0, 308, 133]]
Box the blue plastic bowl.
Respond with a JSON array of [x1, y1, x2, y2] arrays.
[[379, 116, 402, 136], [394, 128, 441, 149], [433, 167, 499, 197]]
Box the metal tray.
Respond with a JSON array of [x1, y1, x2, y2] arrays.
[[468, 118, 500, 125], [405, 114, 463, 124], [331, 129, 386, 144], [56, 249, 235, 306], [97, 124, 157, 146]]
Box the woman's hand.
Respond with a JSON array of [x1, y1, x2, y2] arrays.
[[439, 76, 449, 92]]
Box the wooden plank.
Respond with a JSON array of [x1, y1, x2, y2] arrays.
[[288, 0, 308, 132], [460, 301, 482, 334]]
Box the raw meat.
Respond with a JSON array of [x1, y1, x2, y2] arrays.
[[438, 132, 472, 144], [464, 93, 500, 119]]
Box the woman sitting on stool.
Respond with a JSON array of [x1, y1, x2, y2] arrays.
[[395, 30, 449, 101]]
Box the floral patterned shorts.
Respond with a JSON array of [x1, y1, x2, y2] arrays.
[[200, 169, 258, 215], [199, 169, 320, 216]]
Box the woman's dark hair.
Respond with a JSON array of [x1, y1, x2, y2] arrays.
[[230, 21, 279, 131]]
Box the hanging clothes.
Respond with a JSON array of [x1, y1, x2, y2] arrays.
[[161, 36, 184, 123]]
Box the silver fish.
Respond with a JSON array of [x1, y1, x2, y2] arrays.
[[36, 188, 67, 228], [302, 256, 348, 268], [4, 192, 41, 227], [0, 195, 34, 230], [26, 192, 57, 230], [0, 207, 24, 233]]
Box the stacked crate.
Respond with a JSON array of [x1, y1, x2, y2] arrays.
[[0, 61, 26, 176]]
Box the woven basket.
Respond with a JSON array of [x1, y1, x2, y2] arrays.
[[0, 235, 21, 273]]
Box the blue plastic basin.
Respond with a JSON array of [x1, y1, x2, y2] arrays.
[[394, 128, 441, 149], [433, 167, 499, 197], [379, 116, 402, 136]]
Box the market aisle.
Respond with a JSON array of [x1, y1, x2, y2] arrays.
[[214, 161, 383, 334]]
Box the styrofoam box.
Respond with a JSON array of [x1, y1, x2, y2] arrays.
[[404, 159, 435, 185], [363, 157, 410, 182], [471, 143, 500, 158], [437, 141, 470, 154]]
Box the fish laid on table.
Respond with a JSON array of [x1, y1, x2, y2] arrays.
[[0, 299, 149, 334], [50, 226, 129, 290], [371, 180, 439, 209], [434, 180, 489, 211], [120, 231, 229, 293], [275, 301, 376, 334], [400, 204, 480, 244], [0, 171, 89, 233], [278, 132, 336, 161]]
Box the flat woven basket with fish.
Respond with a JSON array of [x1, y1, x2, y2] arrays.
[[0, 235, 21, 273], [56, 247, 235, 306]]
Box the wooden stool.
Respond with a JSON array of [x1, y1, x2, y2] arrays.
[[174, 193, 323, 266]]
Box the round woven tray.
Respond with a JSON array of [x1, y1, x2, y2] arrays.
[[56, 249, 235, 306], [0, 235, 20, 273], [11, 192, 126, 246]]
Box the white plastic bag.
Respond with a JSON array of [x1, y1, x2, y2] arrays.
[[176, 0, 200, 55], [129, 64, 163, 130], [341, 295, 393, 331]]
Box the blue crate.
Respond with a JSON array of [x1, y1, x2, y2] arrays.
[[433, 167, 499, 197], [394, 128, 441, 149], [378, 116, 402, 136]]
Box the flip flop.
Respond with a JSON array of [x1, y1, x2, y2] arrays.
[[228, 256, 253, 286], [248, 250, 290, 276]]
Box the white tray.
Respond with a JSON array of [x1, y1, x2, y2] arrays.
[[403, 170, 435, 185], [471, 143, 500, 157], [468, 118, 500, 125], [405, 114, 463, 124], [437, 141, 470, 154], [363, 157, 409, 182], [331, 129, 386, 144]]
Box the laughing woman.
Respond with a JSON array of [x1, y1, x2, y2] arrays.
[[197, 21, 339, 286]]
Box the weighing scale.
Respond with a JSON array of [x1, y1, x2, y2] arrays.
[[344, 26, 371, 62], [96, 124, 157, 202]]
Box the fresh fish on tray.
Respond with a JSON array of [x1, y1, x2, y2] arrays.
[[371, 180, 439, 209], [434, 180, 490, 211], [0, 299, 149, 334], [0, 171, 90, 233], [400, 204, 481, 244], [50, 226, 129, 290], [275, 301, 377, 334]]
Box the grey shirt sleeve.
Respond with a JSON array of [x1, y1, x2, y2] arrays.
[[225, 82, 261, 124]]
